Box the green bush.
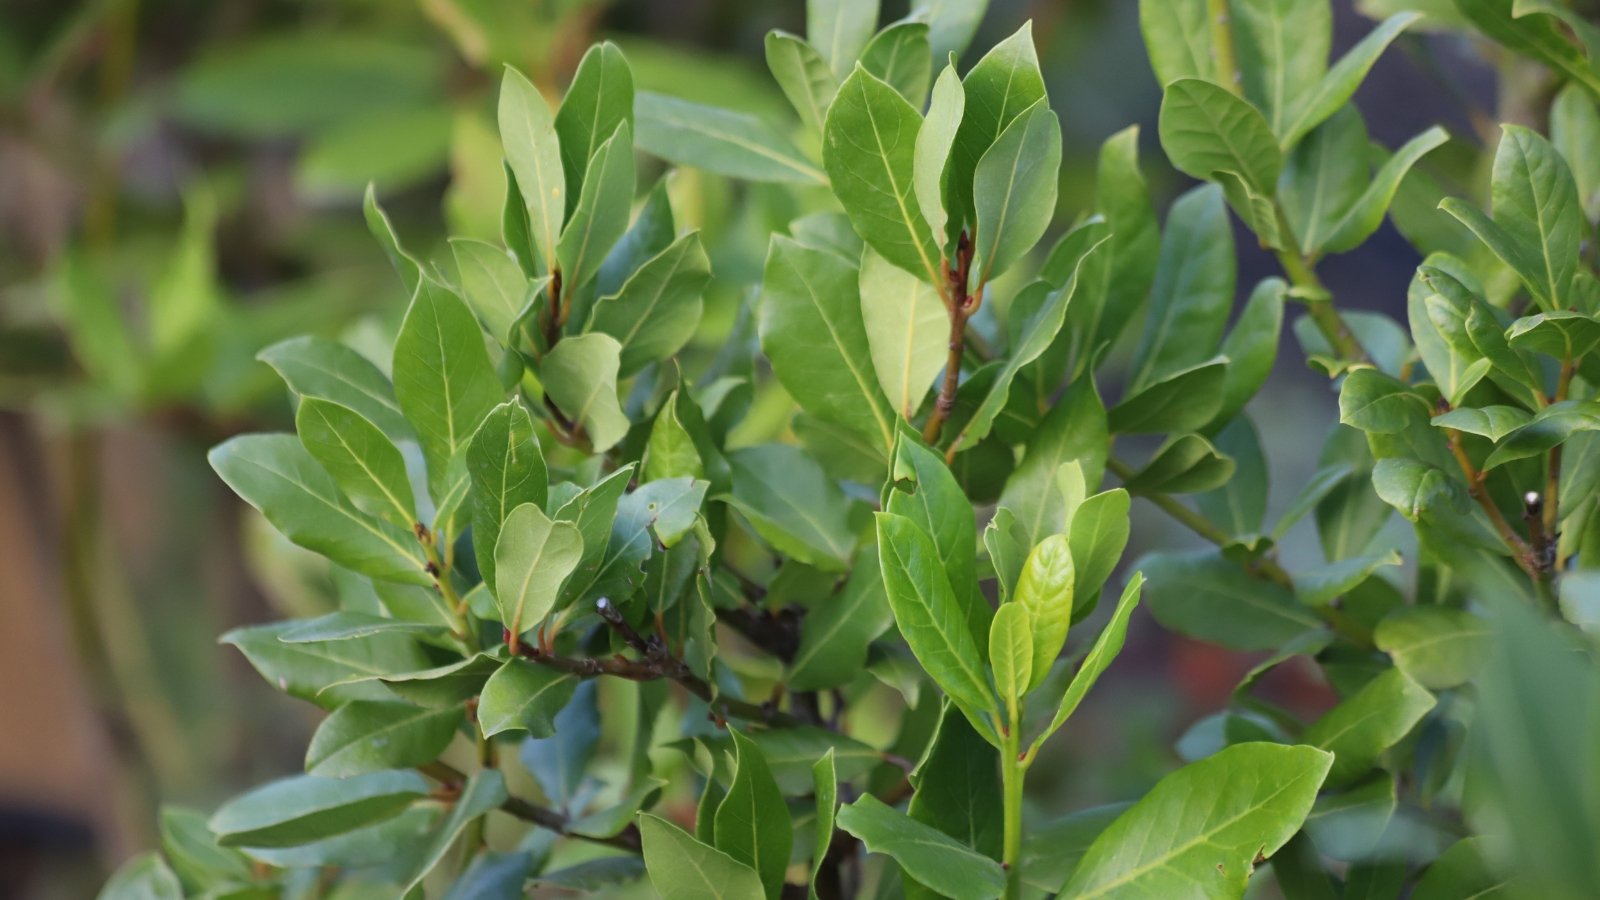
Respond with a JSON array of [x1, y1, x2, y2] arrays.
[[95, 1, 1600, 898]]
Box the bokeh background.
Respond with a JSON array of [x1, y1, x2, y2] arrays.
[[0, 1, 1497, 896]]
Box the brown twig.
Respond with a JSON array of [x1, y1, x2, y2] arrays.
[[419, 760, 642, 852], [923, 232, 977, 445]]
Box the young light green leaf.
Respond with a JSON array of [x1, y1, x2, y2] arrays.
[[1063, 743, 1333, 897], [988, 601, 1033, 714], [1159, 78, 1283, 195], [1068, 489, 1131, 621], [761, 236, 897, 450], [1034, 573, 1143, 748], [639, 813, 765, 900], [259, 335, 412, 440], [808, 0, 879, 77], [824, 66, 942, 286], [860, 246, 946, 419], [209, 770, 430, 848], [876, 512, 998, 725], [766, 31, 838, 133], [645, 392, 705, 482], [393, 280, 504, 484], [305, 700, 462, 777], [972, 99, 1061, 285], [635, 93, 826, 185], [836, 795, 1007, 900], [588, 231, 711, 376], [210, 435, 429, 585], [554, 42, 634, 217], [478, 658, 580, 738], [1304, 667, 1435, 786], [914, 64, 963, 240], [1015, 534, 1072, 692], [498, 66, 564, 269], [949, 23, 1046, 236], [714, 729, 794, 900], [557, 121, 635, 292], [540, 332, 630, 453], [494, 502, 584, 639]]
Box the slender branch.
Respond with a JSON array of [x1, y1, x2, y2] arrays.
[[419, 760, 642, 852], [923, 232, 976, 445], [1274, 239, 1370, 366], [1207, 0, 1240, 91], [1443, 426, 1542, 580]]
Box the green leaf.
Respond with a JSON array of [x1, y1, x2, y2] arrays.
[[210, 435, 429, 585], [810, 750, 838, 899], [1122, 433, 1237, 495], [861, 21, 933, 107], [588, 231, 711, 376], [1233, 0, 1330, 135], [1063, 743, 1333, 898], [222, 620, 430, 707], [1000, 379, 1109, 549], [836, 795, 1007, 900], [1412, 838, 1513, 900], [1143, 549, 1322, 650], [452, 237, 537, 343], [972, 99, 1061, 285], [209, 770, 429, 848], [258, 336, 412, 440], [1372, 457, 1465, 519], [401, 770, 509, 895], [788, 555, 893, 691], [727, 444, 855, 570], [467, 400, 548, 591], [1014, 534, 1072, 692], [98, 854, 183, 900], [887, 437, 987, 647], [1506, 310, 1600, 360], [1128, 186, 1235, 392], [860, 246, 946, 420], [1484, 400, 1600, 469], [876, 512, 998, 727], [364, 185, 423, 293], [599, 174, 676, 297], [824, 66, 942, 286], [635, 93, 826, 185], [295, 396, 415, 527], [557, 121, 635, 293], [541, 332, 631, 453], [1553, 84, 1600, 222], [766, 31, 838, 133], [554, 42, 634, 218], [639, 813, 765, 900], [949, 23, 1047, 238], [1322, 127, 1450, 254], [1109, 358, 1229, 435], [494, 501, 584, 638], [808, 0, 879, 77], [1339, 368, 1431, 434], [158, 807, 252, 890], [1213, 279, 1285, 429], [714, 729, 794, 899], [305, 700, 463, 777], [478, 658, 580, 738], [988, 601, 1033, 713], [1294, 551, 1402, 607], [1140, 0, 1217, 86], [1373, 606, 1491, 690], [496, 73, 562, 275], [444, 850, 534, 900], [914, 63, 963, 240], [1304, 667, 1435, 786], [1035, 573, 1143, 746], [760, 236, 897, 451], [1278, 13, 1420, 148], [1068, 489, 1131, 620], [393, 281, 503, 486], [1431, 405, 1531, 442], [906, 704, 1003, 879], [1159, 78, 1283, 196]]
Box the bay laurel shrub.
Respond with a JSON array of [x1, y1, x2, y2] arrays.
[[100, 0, 1600, 898]]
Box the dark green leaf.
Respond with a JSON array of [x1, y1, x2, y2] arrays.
[[836, 795, 1007, 900], [209, 770, 429, 848], [305, 701, 463, 776]]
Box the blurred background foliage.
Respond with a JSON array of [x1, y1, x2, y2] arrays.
[[0, 0, 1520, 896]]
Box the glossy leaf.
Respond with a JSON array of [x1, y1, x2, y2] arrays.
[[478, 658, 580, 738], [1034, 573, 1144, 746], [394, 281, 503, 484], [1374, 606, 1491, 690], [588, 231, 711, 376], [972, 99, 1061, 285], [1304, 667, 1435, 786], [1128, 185, 1235, 392], [766, 31, 838, 133], [1014, 534, 1072, 691], [1143, 549, 1322, 650], [258, 336, 412, 440], [860, 246, 946, 420], [305, 701, 463, 777], [295, 396, 415, 527], [556, 121, 634, 292], [467, 400, 548, 591], [639, 814, 765, 900], [836, 795, 1007, 900], [988, 602, 1033, 713], [915, 64, 964, 240], [540, 332, 630, 453], [860, 21, 932, 107], [727, 444, 856, 570], [209, 770, 429, 848], [714, 729, 794, 899], [949, 23, 1046, 237], [497, 65, 563, 269], [493, 502, 584, 638], [635, 93, 826, 185], [553, 42, 634, 217], [1159, 78, 1282, 195]]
